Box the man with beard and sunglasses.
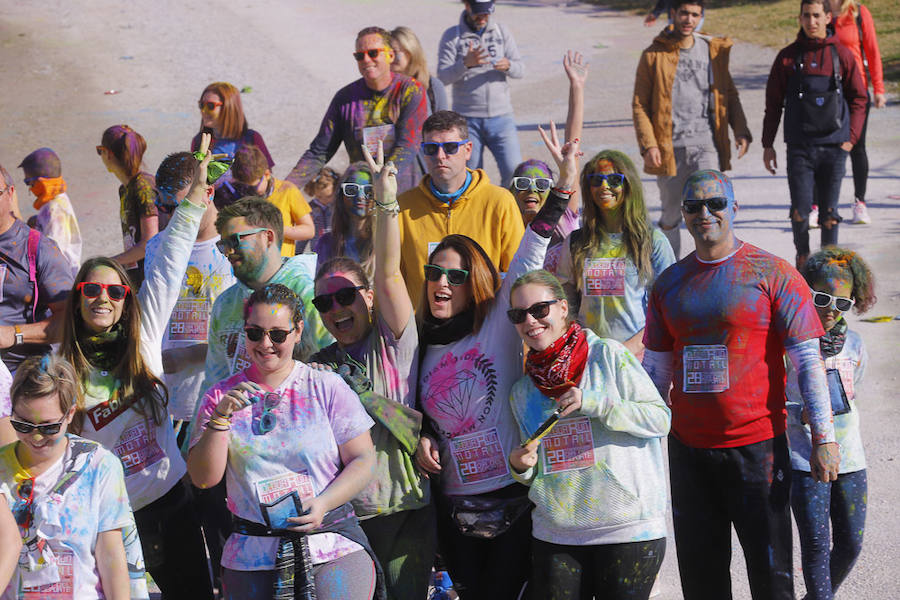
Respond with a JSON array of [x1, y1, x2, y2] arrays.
[[286, 26, 427, 195], [231, 145, 314, 257], [397, 110, 523, 307], [641, 169, 839, 600]]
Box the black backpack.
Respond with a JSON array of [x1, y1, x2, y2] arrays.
[[787, 44, 844, 138]]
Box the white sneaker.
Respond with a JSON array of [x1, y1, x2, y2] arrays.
[[852, 200, 871, 224], [809, 205, 819, 229]]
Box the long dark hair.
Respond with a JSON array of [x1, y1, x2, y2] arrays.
[[328, 162, 375, 275], [59, 257, 168, 433], [572, 150, 654, 290]]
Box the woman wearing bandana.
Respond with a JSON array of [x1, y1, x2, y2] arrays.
[[506, 269, 670, 600], [786, 247, 875, 600]]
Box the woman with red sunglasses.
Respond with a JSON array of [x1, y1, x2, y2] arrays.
[[55, 136, 220, 599], [188, 283, 380, 600], [505, 269, 670, 599]]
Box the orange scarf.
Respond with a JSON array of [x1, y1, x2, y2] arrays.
[[30, 177, 67, 210]]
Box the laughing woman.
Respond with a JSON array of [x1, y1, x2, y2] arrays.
[[506, 270, 670, 600], [413, 126, 578, 600], [58, 137, 219, 599], [188, 284, 381, 600]]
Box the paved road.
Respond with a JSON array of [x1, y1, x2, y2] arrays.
[[2, 0, 898, 597]]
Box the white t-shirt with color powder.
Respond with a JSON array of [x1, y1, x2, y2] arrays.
[[191, 361, 374, 570]]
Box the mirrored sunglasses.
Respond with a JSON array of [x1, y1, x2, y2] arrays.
[[312, 285, 366, 313], [77, 281, 130, 301], [511, 177, 553, 192], [506, 299, 559, 324], [421, 140, 469, 157], [810, 289, 855, 313], [682, 197, 729, 214], [587, 173, 626, 188], [198, 100, 224, 112]]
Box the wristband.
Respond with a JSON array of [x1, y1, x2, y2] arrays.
[[206, 419, 230, 432], [214, 406, 232, 420], [374, 198, 400, 215], [551, 187, 575, 196]]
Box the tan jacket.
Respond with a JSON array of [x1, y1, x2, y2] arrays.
[[632, 29, 752, 176]]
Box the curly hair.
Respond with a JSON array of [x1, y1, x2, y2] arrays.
[[244, 283, 304, 327], [802, 246, 877, 314]]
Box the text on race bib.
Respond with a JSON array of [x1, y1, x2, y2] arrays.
[[23, 549, 74, 599], [583, 258, 626, 297], [541, 416, 595, 474], [449, 427, 510, 485], [683, 344, 729, 393], [167, 299, 210, 342], [113, 421, 166, 477]]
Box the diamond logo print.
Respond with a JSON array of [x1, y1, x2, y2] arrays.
[[426, 369, 478, 421]]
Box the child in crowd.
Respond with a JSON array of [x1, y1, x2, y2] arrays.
[[302, 166, 340, 253], [97, 124, 158, 289], [230, 145, 315, 257], [787, 247, 876, 600], [18, 148, 82, 276]]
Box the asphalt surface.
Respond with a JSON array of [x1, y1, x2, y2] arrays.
[[1, 0, 898, 597]]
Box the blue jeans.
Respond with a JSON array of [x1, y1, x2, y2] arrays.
[[465, 114, 522, 187], [791, 469, 867, 600], [786, 144, 848, 256]]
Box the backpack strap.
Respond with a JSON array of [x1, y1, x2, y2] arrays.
[[829, 44, 842, 92], [26, 228, 40, 323]]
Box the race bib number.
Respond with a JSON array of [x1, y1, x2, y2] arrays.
[[583, 258, 626, 296], [114, 421, 165, 477], [541, 417, 595, 474], [230, 332, 253, 375], [23, 549, 74, 599], [683, 344, 729, 393], [362, 124, 396, 157], [168, 299, 210, 342], [256, 471, 316, 504], [449, 427, 509, 485]]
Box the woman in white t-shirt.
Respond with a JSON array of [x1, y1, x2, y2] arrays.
[[188, 284, 381, 600], [0, 354, 135, 599]]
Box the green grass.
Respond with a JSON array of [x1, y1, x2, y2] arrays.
[[586, 0, 899, 92]]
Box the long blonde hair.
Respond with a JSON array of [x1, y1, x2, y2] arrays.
[[838, 0, 858, 17], [390, 26, 431, 91]]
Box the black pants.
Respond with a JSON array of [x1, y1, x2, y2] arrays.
[[435, 484, 533, 600], [193, 478, 232, 591], [849, 94, 872, 202], [133, 479, 214, 599], [669, 435, 793, 600], [531, 537, 665, 600], [786, 144, 847, 256]]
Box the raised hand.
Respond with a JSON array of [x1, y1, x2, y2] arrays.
[[538, 120, 581, 189], [361, 140, 398, 207], [563, 50, 588, 88]]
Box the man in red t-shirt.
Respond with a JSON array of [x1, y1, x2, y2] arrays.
[[642, 169, 839, 599]]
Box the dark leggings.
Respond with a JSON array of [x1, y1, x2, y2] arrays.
[[849, 95, 872, 202], [360, 504, 436, 600], [435, 485, 533, 600], [531, 537, 665, 600], [791, 469, 868, 600], [133, 479, 214, 599]]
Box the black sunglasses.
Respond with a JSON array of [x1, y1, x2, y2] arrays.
[[353, 48, 386, 61], [77, 281, 131, 301], [244, 326, 295, 344], [682, 197, 729, 214], [424, 264, 469, 286], [507, 299, 559, 324], [216, 227, 269, 254], [587, 173, 626, 188], [421, 140, 469, 157], [10, 415, 68, 435], [312, 285, 366, 313]]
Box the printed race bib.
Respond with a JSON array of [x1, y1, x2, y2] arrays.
[[114, 421, 165, 477], [23, 549, 74, 599], [541, 417, 595, 474], [826, 356, 856, 402], [167, 298, 210, 342], [255, 471, 316, 504], [683, 344, 729, 393], [583, 258, 626, 296], [362, 124, 396, 157], [449, 427, 509, 485], [230, 332, 253, 375]]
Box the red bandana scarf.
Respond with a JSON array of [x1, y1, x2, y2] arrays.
[[525, 322, 589, 398]]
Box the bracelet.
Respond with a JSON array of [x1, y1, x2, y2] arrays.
[[213, 406, 232, 420], [374, 199, 400, 215], [206, 419, 230, 432], [551, 187, 575, 196], [208, 415, 232, 430]]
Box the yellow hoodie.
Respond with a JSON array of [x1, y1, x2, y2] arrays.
[[397, 169, 525, 307]]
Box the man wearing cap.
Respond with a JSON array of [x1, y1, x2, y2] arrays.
[[0, 163, 74, 376], [286, 26, 427, 195], [437, 0, 524, 187], [641, 169, 839, 599], [632, 0, 751, 258], [18, 148, 82, 276]]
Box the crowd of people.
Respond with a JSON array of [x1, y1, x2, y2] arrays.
[[0, 0, 887, 598]]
